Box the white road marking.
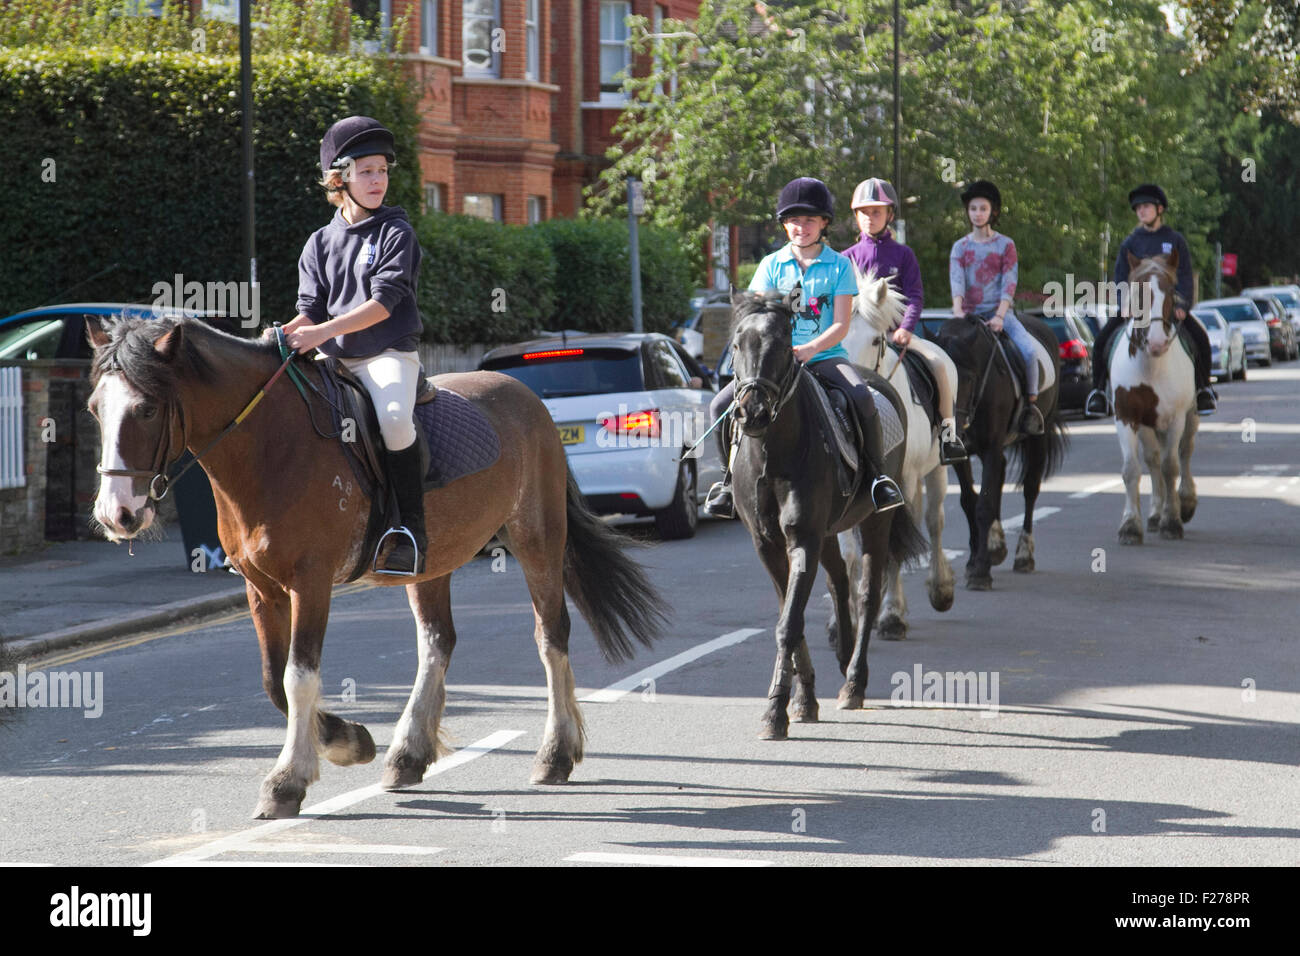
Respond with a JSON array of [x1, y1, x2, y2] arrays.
[[1000, 507, 1060, 531], [565, 851, 773, 867], [145, 729, 523, 866], [232, 842, 443, 856], [1068, 422, 1300, 436], [580, 628, 765, 703], [1069, 477, 1124, 499]]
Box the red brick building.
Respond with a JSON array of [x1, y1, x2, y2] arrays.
[[379, 0, 699, 225]]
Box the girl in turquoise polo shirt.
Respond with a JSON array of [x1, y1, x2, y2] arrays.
[[704, 177, 904, 517]]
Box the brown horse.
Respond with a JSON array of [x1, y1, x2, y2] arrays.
[[86, 315, 663, 819]]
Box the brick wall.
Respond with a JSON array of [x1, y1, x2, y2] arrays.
[[0, 363, 50, 554]]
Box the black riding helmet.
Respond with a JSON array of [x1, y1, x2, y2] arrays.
[[960, 179, 1001, 210], [776, 177, 835, 222], [1128, 182, 1168, 210], [319, 115, 396, 211]]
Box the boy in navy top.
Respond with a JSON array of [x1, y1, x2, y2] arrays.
[[1086, 183, 1215, 416], [283, 116, 427, 575]]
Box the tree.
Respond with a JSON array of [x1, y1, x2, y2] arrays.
[[1179, 0, 1300, 120]]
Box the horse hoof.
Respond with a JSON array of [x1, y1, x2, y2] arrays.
[[1159, 521, 1183, 540], [758, 722, 790, 741], [323, 721, 376, 767], [380, 758, 427, 791], [836, 686, 865, 710], [878, 615, 907, 641], [929, 585, 955, 613], [792, 703, 820, 723], [1118, 521, 1143, 546], [251, 797, 302, 820], [988, 545, 1007, 566], [1181, 502, 1196, 523], [529, 759, 574, 785], [1013, 556, 1035, 573], [965, 574, 992, 591], [1147, 515, 1160, 533]]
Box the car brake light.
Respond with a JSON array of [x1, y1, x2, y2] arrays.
[[600, 408, 661, 437], [522, 348, 585, 360], [1059, 339, 1088, 360], [1265, 317, 1280, 326]]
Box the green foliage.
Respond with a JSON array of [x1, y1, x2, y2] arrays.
[[590, 0, 1244, 307], [1179, 0, 1300, 119], [415, 213, 557, 347], [0, 40, 420, 321], [532, 218, 694, 336]]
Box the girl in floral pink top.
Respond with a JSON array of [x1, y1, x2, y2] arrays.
[[949, 180, 1043, 435]]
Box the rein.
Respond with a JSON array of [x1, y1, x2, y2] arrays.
[[96, 341, 298, 502], [733, 350, 802, 425]]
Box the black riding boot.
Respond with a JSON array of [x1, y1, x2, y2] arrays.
[[377, 442, 427, 575], [703, 421, 735, 519], [863, 413, 904, 512]]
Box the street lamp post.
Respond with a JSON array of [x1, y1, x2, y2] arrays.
[[240, 0, 257, 331]]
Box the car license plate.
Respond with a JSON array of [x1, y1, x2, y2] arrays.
[[558, 425, 584, 445]]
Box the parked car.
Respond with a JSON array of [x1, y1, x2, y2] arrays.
[[1240, 290, 1298, 361], [479, 332, 724, 539], [1022, 307, 1093, 412], [0, 302, 237, 361], [1196, 297, 1272, 366], [672, 289, 732, 366], [1243, 284, 1300, 342], [1190, 307, 1247, 382]]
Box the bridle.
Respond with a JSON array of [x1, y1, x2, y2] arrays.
[[1126, 268, 1178, 353], [732, 347, 803, 427], [95, 328, 300, 502]]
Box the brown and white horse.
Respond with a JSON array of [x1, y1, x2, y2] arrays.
[[1108, 252, 1198, 543], [87, 315, 663, 818]]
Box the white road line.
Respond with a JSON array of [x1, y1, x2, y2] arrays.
[[1000, 507, 1060, 531], [1069, 477, 1124, 499], [580, 628, 765, 703], [566, 851, 773, 867], [145, 729, 523, 866], [231, 842, 444, 856]]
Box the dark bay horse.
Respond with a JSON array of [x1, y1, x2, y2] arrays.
[[86, 316, 663, 819], [727, 291, 927, 739], [934, 315, 1068, 590]]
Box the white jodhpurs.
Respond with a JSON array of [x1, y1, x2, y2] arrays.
[[337, 349, 420, 451]]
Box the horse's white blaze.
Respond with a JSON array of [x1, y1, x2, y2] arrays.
[[93, 373, 152, 537]]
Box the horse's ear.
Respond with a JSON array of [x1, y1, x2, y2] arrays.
[[85, 316, 110, 351], [1166, 247, 1179, 271], [153, 323, 183, 362], [730, 284, 747, 308], [1126, 250, 1141, 272]]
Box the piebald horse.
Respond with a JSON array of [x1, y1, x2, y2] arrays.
[[87, 316, 663, 819], [840, 269, 955, 640], [1108, 252, 1198, 543]]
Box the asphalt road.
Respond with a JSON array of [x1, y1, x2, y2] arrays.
[[1, 367, 1297, 867]]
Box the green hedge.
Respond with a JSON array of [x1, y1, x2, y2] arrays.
[[415, 214, 695, 346], [0, 46, 419, 322]]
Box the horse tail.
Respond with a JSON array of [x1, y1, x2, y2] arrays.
[[888, 502, 930, 571], [1008, 411, 1070, 486], [562, 467, 666, 663]]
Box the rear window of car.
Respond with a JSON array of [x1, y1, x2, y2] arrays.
[[1040, 316, 1070, 342], [1266, 290, 1299, 308], [1191, 311, 1222, 331], [483, 348, 643, 398], [1213, 303, 1262, 323]]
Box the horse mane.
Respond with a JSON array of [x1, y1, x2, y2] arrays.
[[853, 270, 907, 334], [90, 315, 277, 402], [729, 290, 792, 333]]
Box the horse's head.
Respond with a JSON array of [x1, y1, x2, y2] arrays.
[[847, 268, 907, 372], [86, 315, 209, 541], [1127, 251, 1178, 357], [728, 288, 801, 436]]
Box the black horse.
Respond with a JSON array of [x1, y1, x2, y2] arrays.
[[935, 315, 1068, 590], [727, 290, 927, 739]]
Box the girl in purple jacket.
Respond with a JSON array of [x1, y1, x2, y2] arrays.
[[844, 178, 966, 463]]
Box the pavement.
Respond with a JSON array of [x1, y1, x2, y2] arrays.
[[0, 521, 248, 661]]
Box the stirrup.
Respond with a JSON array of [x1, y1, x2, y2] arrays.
[[1083, 388, 1110, 418], [870, 475, 904, 513], [1021, 404, 1045, 436], [1196, 387, 1217, 416], [703, 480, 734, 519], [372, 525, 422, 576], [940, 439, 968, 465]]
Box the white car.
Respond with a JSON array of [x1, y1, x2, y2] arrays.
[[1196, 297, 1272, 366], [1243, 284, 1300, 341], [480, 332, 725, 539], [1190, 307, 1246, 382]]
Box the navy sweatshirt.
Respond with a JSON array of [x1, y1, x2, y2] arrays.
[[1113, 224, 1194, 310], [295, 205, 423, 358]]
